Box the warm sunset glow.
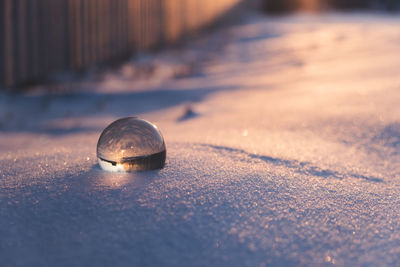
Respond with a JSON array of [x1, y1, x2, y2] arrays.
[[299, 0, 320, 11], [2, 0, 400, 265]]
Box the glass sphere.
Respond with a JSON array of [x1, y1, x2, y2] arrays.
[[97, 117, 166, 172]]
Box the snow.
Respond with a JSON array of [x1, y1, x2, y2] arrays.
[[2, 12, 400, 266]]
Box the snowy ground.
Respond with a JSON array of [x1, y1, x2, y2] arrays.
[[2, 12, 400, 266]]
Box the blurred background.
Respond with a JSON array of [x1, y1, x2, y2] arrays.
[[264, 0, 400, 13], [1, 0, 399, 91], [0, 0, 248, 89]]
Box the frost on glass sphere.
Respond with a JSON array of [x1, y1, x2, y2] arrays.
[[97, 117, 166, 172]]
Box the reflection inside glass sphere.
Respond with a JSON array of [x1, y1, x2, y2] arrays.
[[97, 117, 166, 172]]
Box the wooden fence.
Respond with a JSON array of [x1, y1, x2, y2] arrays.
[[0, 0, 242, 89]]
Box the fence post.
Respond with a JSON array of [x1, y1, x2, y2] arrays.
[[3, 0, 14, 88], [0, 0, 5, 87], [1, 0, 244, 89]]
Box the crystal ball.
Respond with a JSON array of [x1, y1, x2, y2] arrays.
[[97, 117, 166, 172]]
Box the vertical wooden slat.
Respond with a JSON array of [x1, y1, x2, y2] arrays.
[[82, 0, 89, 68], [4, 0, 14, 88], [92, 0, 97, 64], [132, 0, 140, 50], [78, 0, 84, 68], [137, 0, 142, 49], [141, 0, 146, 48], [53, 0, 60, 71], [18, 0, 28, 83], [12, 0, 20, 85], [143, 0, 147, 47], [114, 0, 119, 56], [134, 0, 139, 48], [107, 0, 113, 60], [149, 0, 155, 47], [25, 0, 32, 81], [62, 0, 70, 70], [117, 0, 121, 53], [153, 0, 161, 47], [89, 0, 96, 65], [0, 0, 5, 87], [110, 0, 115, 58], [123, 0, 128, 53], [96, 0, 103, 63], [156, 0, 163, 47], [147, 0, 151, 48], [39, 0, 48, 74], [1, 0, 244, 89], [146, 0, 150, 48], [121, 0, 126, 55], [46, 0, 55, 74], [127, 0, 134, 49], [69, 0, 77, 69], [102, 0, 109, 61], [77, 0, 84, 69], [28, 0, 39, 80]]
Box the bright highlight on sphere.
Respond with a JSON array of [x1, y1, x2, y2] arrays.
[[97, 117, 166, 172]]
